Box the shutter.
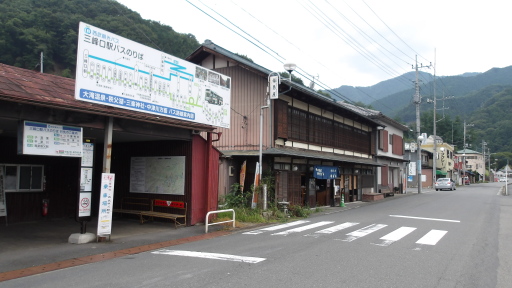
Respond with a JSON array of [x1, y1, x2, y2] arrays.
[[371, 130, 376, 155], [381, 165, 389, 186], [392, 134, 404, 155], [276, 171, 288, 202], [274, 99, 288, 140], [383, 130, 389, 152]]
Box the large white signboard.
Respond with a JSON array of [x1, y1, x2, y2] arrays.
[[20, 121, 83, 157], [129, 156, 185, 195], [75, 22, 231, 128], [97, 173, 115, 236]]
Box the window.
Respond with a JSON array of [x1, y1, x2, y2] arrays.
[[2, 165, 44, 192], [287, 107, 370, 154]]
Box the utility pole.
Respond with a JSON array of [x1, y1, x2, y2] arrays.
[[482, 140, 487, 182], [426, 50, 454, 184], [413, 55, 431, 193], [462, 120, 474, 184], [426, 91, 453, 182]]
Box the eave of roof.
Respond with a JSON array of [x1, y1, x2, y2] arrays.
[[222, 147, 381, 166], [0, 63, 215, 132]]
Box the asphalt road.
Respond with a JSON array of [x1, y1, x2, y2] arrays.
[[4, 182, 512, 288]]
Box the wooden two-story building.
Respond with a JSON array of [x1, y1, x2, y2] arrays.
[[187, 40, 387, 207]]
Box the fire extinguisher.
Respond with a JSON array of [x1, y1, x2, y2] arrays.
[[42, 199, 49, 216]]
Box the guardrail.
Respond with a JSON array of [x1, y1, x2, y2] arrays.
[[205, 209, 235, 233]]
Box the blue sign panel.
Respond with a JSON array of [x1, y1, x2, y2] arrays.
[[314, 166, 340, 179]]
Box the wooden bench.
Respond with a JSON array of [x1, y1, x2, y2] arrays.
[[379, 185, 394, 197], [113, 197, 151, 216], [139, 199, 187, 229]]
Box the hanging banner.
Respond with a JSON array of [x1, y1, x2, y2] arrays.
[[97, 173, 115, 236], [239, 160, 246, 192], [0, 166, 6, 217], [251, 162, 260, 209]]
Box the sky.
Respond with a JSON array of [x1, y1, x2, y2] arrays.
[[115, 0, 512, 89]]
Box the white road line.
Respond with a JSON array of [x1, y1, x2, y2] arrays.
[[374, 226, 417, 246], [152, 250, 266, 263], [341, 224, 388, 242], [390, 215, 460, 223], [272, 221, 334, 236], [306, 222, 359, 237], [243, 220, 310, 235], [416, 230, 448, 245]]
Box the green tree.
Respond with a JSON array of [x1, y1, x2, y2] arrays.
[[0, 0, 201, 77], [279, 72, 304, 85], [316, 90, 331, 98]]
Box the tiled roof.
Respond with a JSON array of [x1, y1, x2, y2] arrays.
[[0, 63, 215, 131], [188, 40, 383, 127]]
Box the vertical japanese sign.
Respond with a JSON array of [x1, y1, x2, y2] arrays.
[[97, 173, 115, 236], [0, 166, 6, 217], [78, 140, 94, 219], [75, 22, 231, 128]]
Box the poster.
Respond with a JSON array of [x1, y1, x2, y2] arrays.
[[82, 142, 94, 167], [80, 167, 93, 192], [97, 173, 115, 236], [20, 121, 82, 157], [78, 192, 92, 217]]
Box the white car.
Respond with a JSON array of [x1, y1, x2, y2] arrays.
[[499, 177, 507, 182], [435, 178, 456, 191]]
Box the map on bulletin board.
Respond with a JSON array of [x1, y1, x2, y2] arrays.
[[129, 156, 185, 195]]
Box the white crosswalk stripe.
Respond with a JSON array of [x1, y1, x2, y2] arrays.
[[341, 224, 388, 242], [242, 221, 449, 247], [243, 220, 310, 235], [416, 229, 448, 245], [374, 226, 417, 246], [306, 222, 359, 237], [272, 221, 334, 236]]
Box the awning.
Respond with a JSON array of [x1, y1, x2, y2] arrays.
[[436, 170, 447, 176]]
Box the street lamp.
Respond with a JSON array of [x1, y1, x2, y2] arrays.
[[417, 134, 424, 193]]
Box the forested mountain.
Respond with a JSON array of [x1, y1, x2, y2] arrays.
[[0, 0, 199, 77], [414, 85, 512, 154], [329, 71, 432, 104], [369, 66, 512, 119], [0, 0, 510, 154]]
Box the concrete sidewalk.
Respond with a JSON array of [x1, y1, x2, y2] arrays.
[[0, 191, 418, 281]]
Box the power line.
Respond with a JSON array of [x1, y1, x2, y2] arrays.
[[361, 0, 430, 64]]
